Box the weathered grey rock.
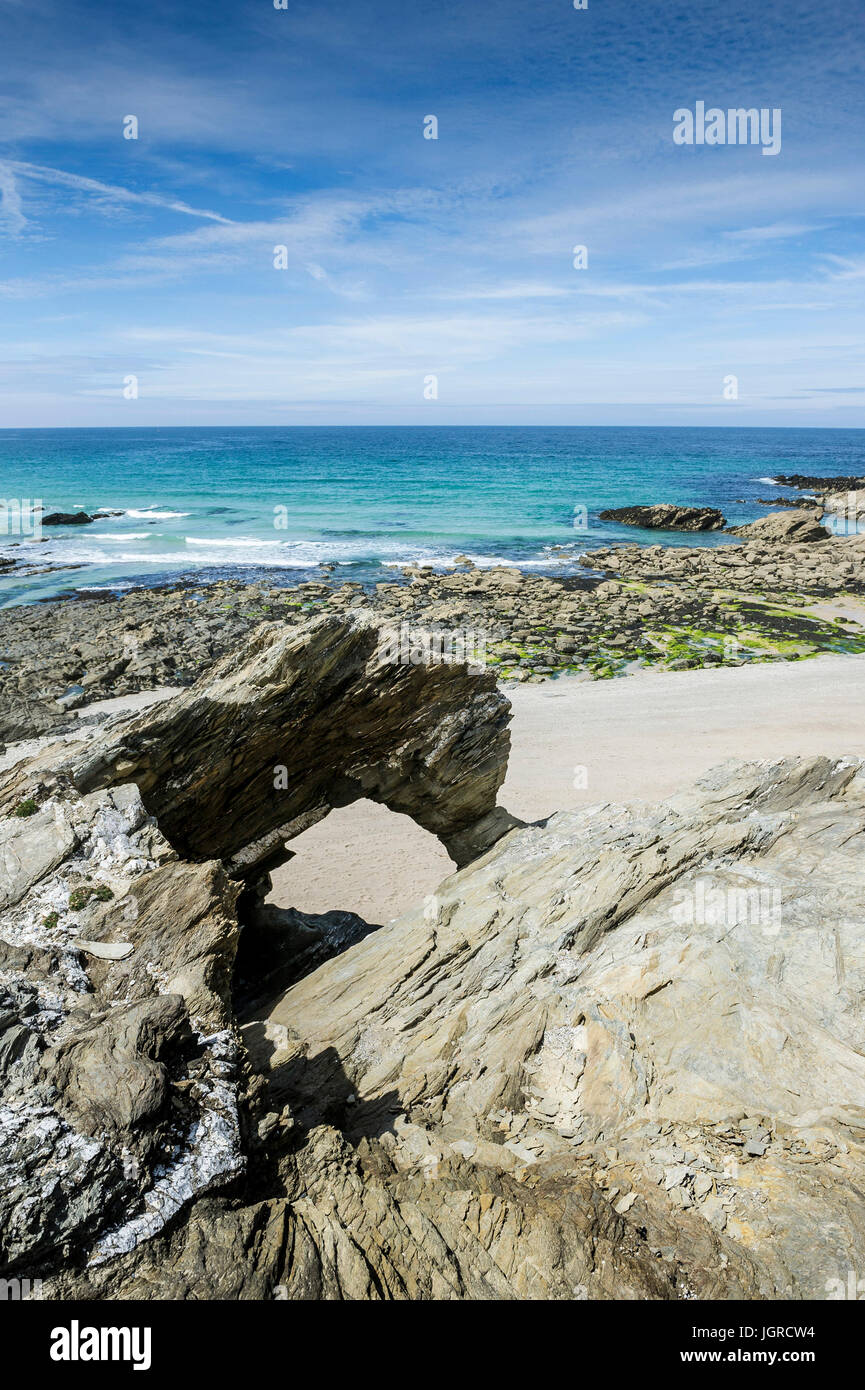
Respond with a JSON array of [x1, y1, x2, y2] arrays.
[[64, 614, 519, 869], [726, 509, 831, 544], [0, 616, 517, 1282], [824, 488, 865, 523], [37, 751, 865, 1302], [50, 995, 187, 1137], [241, 754, 865, 1300], [0, 801, 75, 910], [0, 782, 242, 1274], [4, 609, 865, 1300]]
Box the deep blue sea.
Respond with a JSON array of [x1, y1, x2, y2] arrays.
[[1, 425, 862, 607]]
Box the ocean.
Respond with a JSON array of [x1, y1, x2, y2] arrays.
[[1, 425, 862, 607]]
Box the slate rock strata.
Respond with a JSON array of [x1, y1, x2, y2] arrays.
[[2, 655, 864, 1297], [725, 509, 831, 544], [65, 613, 519, 869], [0, 780, 243, 1274], [771, 474, 865, 492], [0, 614, 515, 1283], [598, 504, 726, 531]]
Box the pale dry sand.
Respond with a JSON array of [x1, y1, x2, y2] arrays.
[[271, 653, 865, 924]]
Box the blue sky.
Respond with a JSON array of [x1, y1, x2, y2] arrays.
[[0, 0, 863, 427]]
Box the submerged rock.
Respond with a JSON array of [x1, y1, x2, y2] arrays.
[[737, 495, 819, 509], [40, 512, 94, 527]]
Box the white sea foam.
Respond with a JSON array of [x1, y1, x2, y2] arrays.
[[126, 508, 191, 519], [184, 535, 274, 548], [755, 477, 779, 485], [382, 552, 567, 571], [113, 551, 320, 567], [1, 524, 579, 584], [76, 583, 138, 592]]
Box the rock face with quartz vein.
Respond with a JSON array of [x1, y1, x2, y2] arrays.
[[0, 782, 242, 1275], [3, 610, 865, 1300], [0, 612, 515, 1280]]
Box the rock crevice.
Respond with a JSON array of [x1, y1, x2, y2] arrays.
[[2, 613, 865, 1300]]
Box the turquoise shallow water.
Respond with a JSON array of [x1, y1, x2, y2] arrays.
[[0, 425, 862, 606]]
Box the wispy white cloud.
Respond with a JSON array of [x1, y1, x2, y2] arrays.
[[4, 160, 235, 228], [436, 282, 572, 301], [820, 254, 865, 281], [0, 163, 26, 235], [724, 221, 827, 243], [1, 0, 864, 424]]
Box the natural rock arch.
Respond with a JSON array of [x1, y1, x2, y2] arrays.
[[67, 615, 521, 876]]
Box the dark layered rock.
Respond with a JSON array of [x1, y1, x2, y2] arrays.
[[41, 512, 94, 526], [62, 613, 518, 868], [735, 496, 817, 509], [599, 504, 726, 531], [0, 613, 519, 1288], [772, 474, 865, 492]]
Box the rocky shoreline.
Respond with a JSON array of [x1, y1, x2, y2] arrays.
[[1, 502, 865, 1301], [1, 508, 864, 749], [2, 607, 865, 1299]]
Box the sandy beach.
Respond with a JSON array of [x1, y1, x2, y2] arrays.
[[7, 642, 863, 928], [6, 0, 865, 1308], [271, 652, 865, 923]]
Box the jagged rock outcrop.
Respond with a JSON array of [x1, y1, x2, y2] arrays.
[[599, 504, 726, 531], [0, 781, 242, 1276], [726, 509, 831, 544], [0, 613, 517, 1283], [824, 489, 865, 524], [61, 614, 517, 869], [3, 611, 865, 1299], [226, 754, 865, 1300], [772, 473, 865, 492]]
